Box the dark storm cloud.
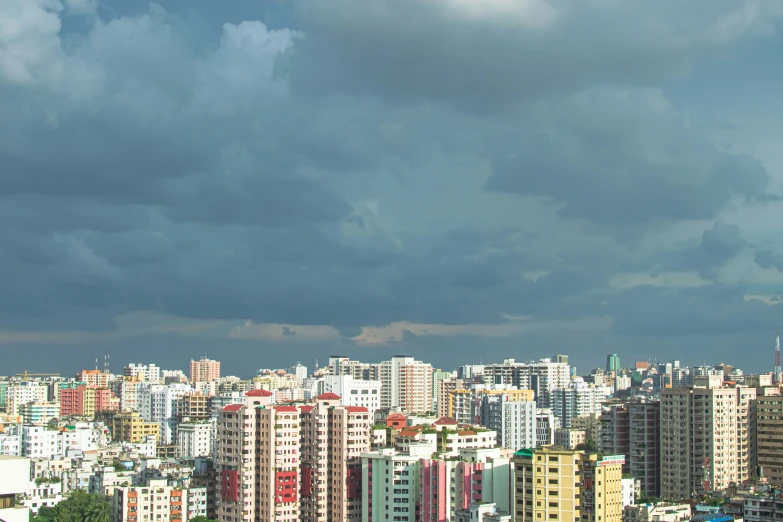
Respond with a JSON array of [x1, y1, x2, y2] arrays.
[[487, 88, 773, 227], [754, 249, 783, 272], [658, 222, 746, 279], [0, 0, 782, 374]]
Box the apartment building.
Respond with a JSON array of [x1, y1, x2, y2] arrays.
[[554, 428, 586, 449], [22, 426, 59, 459], [321, 375, 382, 416], [754, 395, 783, 485], [177, 422, 212, 458], [6, 384, 48, 417], [380, 355, 434, 413], [482, 359, 570, 408], [20, 402, 59, 425], [190, 358, 221, 383], [536, 409, 559, 447], [76, 369, 113, 388], [216, 390, 371, 522], [110, 412, 160, 443], [513, 447, 624, 522], [437, 378, 462, 418], [124, 364, 161, 384], [361, 447, 428, 522], [480, 393, 536, 450], [113, 479, 207, 522], [660, 386, 739, 499], [552, 380, 610, 428]]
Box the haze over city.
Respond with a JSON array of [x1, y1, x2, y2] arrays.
[[3, 0, 783, 376]]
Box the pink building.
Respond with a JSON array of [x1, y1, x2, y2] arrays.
[[216, 390, 371, 522], [190, 357, 220, 383], [420, 460, 485, 522]]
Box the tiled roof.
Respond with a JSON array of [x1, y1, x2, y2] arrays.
[[274, 406, 298, 412], [246, 389, 273, 397], [344, 406, 368, 413], [433, 416, 458, 425], [223, 404, 243, 412], [316, 392, 341, 400]]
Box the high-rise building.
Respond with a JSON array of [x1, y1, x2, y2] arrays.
[[380, 355, 433, 413], [660, 386, 739, 499], [754, 395, 783, 485], [480, 393, 536, 450], [177, 422, 212, 458], [552, 380, 609, 428], [627, 401, 661, 498], [482, 359, 570, 409], [190, 358, 221, 383], [216, 390, 371, 522], [361, 447, 426, 522], [535, 409, 558, 446], [322, 375, 382, 416], [124, 363, 161, 384], [513, 447, 624, 522], [606, 354, 621, 373], [287, 363, 308, 384], [5, 384, 48, 417], [76, 369, 113, 388], [0, 456, 30, 522]]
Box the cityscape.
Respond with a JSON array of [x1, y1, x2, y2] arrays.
[[4, 1, 783, 522], [2, 340, 783, 522]]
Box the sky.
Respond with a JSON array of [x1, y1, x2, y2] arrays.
[[2, 0, 783, 377]]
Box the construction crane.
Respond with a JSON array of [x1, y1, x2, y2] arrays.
[[15, 371, 60, 381]]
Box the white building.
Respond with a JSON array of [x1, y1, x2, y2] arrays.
[[137, 383, 193, 444], [362, 447, 429, 522], [288, 363, 308, 383], [21, 479, 63, 514], [0, 456, 31, 522], [379, 355, 433, 413], [554, 428, 586, 449], [6, 384, 48, 417], [124, 363, 161, 384], [187, 487, 208, 520], [622, 477, 636, 507], [552, 379, 611, 427], [20, 402, 59, 425], [22, 426, 60, 459], [480, 394, 536, 450], [535, 408, 559, 447], [113, 480, 206, 522], [455, 502, 511, 522], [322, 375, 382, 416], [481, 358, 571, 408], [0, 425, 22, 456], [177, 423, 212, 458], [60, 422, 108, 456]]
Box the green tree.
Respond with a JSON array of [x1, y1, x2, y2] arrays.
[[31, 490, 110, 522], [576, 438, 598, 452], [190, 517, 219, 522]]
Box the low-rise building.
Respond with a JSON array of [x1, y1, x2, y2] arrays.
[[0, 456, 31, 522], [622, 503, 691, 522]]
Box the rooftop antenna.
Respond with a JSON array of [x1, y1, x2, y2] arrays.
[[775, 330, 781, 384], [95, 358, 99, 371]]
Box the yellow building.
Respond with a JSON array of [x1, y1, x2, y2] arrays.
[[513, 446, 624, 522], [110, 411, 160, 443]]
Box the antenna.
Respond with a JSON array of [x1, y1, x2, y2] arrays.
[[95, 358, 99, 371], [104, 354, 110, 374], [775, 330, 781, 384]]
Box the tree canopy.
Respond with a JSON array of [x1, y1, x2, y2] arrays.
[[32, 490, 110, 522]]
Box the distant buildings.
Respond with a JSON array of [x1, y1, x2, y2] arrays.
[[190, 357, 221, 383]]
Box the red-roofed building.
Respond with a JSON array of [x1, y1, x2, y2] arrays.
[[315, 392, 341, 401], [246, 389, 273, 397], [386, 413, 407, 429], [434, 416, 458, 427]]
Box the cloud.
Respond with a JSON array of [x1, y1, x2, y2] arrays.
[[1, 0, 782, 375]]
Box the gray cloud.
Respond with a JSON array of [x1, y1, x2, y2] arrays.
[[1, 0, 782, 374]]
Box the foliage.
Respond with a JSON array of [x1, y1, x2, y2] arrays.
[[34, 477, 61, 487], [190, 517, 219, 522], [371, 423, 388, 430], [32, 490, 110, 522], [576, 438, 598, 452]]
